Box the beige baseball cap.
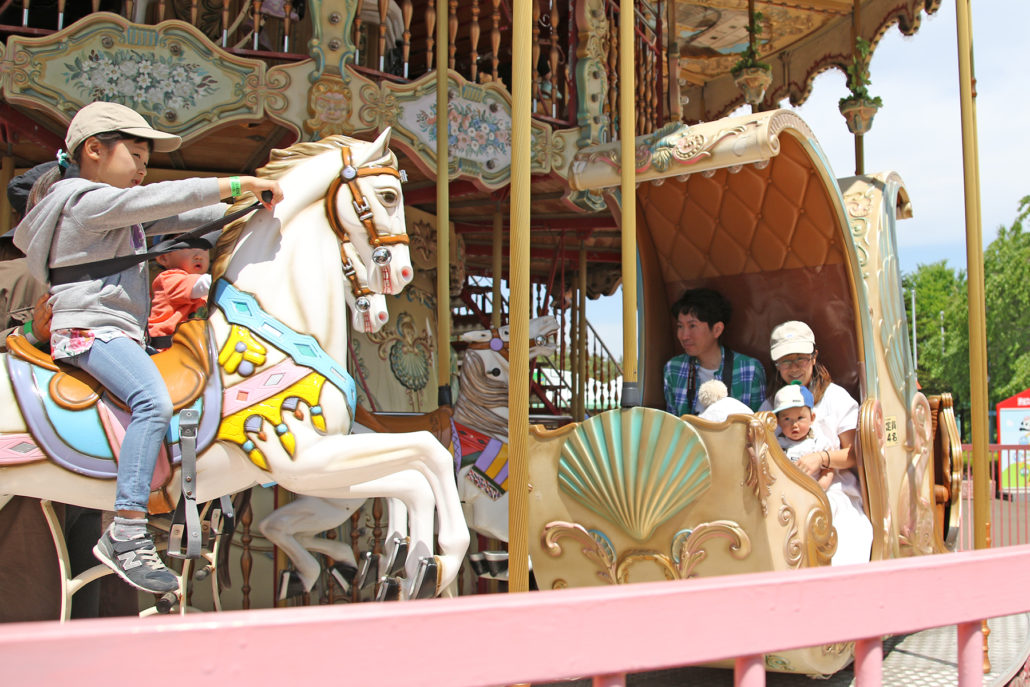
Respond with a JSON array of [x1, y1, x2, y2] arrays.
[[769, 320, 816, 360], [64, 101, 181, 155]]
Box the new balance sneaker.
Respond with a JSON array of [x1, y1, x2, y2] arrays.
[[93, 529, 179, 594]]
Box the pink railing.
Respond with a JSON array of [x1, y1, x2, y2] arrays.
[[3, 545, 1029, 686], [959, 444, 1030, 550]]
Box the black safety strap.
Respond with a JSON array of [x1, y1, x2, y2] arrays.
[[48, 197, 265, 286]]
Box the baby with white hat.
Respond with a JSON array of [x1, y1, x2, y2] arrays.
[[773, 381, 834, 490]]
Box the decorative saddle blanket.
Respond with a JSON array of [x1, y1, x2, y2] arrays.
[[4, 320, 223, 513], [454, 420, 508, 501]]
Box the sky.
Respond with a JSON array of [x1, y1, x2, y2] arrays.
[[587, 1, 1028, 359]]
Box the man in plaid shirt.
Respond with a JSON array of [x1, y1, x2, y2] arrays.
[[663, 288, 766, 416]]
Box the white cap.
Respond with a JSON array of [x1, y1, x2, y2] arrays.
[[65, 101, 181, 155], [773, 382, 815, 414], [769, 321, 816, 361]]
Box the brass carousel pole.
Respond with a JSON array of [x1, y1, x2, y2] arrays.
[[578, 242, 588, 418], [955, 0, 989, 553], [436, 0, 451, 406], [491, 202, 503, 328], [852, 0, 864, 175], [619, 0, 639, 407], [507, 0, 531, 595]]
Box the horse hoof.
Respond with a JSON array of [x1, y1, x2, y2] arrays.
[[469, 552, 487, 576], [384, 533, 409, 577], [409, 556, 439, 600], [375, 576, 402, 602], [155, 592, 178, 614], [278, 570, 308, 601], [484, 551, 508, 577], [330, 562, 358, 592], [356, 552, 380, 590], [194, 564, 214, 581]]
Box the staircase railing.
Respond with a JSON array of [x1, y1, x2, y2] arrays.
[[457, 276, 622, 420]]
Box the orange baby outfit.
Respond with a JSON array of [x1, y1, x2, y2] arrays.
[[148, 269, 208, 340]]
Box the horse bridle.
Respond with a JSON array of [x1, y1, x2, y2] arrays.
[[325, 144, 409, 306], [466, 328, 553, 362]]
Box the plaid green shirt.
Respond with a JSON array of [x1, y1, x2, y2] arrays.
[[663, 345, 767, 415]]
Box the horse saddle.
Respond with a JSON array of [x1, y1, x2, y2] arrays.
[[5, 319, 211, 412], [4, 320, 223, 514]]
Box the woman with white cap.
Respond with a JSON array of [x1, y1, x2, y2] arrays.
[[760, 320, 873, 566]]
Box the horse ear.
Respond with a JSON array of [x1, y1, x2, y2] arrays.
[[460, 330, 491, 343], [372, 127, 392, 157]]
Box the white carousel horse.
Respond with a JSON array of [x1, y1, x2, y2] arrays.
[[259, 244, 431, 600], [452, 318, 558, 542], [0, 129, 469, 609], [258, 316, 558, 593]]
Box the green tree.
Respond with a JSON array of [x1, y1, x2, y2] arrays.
[[903, 261, 969, 419], [984, 197, 1030, 405]]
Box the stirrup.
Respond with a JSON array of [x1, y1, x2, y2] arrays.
[[168, 409, 202, 559]]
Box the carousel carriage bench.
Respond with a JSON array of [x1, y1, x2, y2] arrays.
[[526, 110, 962, 676]]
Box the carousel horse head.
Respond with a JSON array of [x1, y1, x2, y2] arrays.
[[459, 316, 559, 387], [323, 128, 412, 295], [214, 128, 412, 298], [342, 239, 390, 334]]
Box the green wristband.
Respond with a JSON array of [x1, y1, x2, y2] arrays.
[[229, 176, 242, 198], [22, 320, 38, 345]]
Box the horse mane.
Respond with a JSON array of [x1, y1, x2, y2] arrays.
[[210, 134, 399, 283], [453, 350, 510, 440]]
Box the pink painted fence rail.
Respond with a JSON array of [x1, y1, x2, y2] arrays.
[[959, 444, 1030, 549], [3, 545, 1030, 687]]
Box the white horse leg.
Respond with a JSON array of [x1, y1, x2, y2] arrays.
[[252, 411, 469, 596], [259, 496, 366, 592]]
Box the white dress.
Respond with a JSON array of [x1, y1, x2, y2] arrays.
[[762, 383, 873, 566]]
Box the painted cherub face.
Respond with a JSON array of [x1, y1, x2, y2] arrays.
[[777, 406, 814, 442], [156, 247, 210, 275]]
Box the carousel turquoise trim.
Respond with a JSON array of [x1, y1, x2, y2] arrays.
[[213, 280, 357, 416]]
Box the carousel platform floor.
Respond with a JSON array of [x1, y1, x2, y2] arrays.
[[535, 613, 1030, 686]]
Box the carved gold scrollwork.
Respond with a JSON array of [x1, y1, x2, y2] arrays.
[[858, 398, 892, 560], [670, 521, 751, 579], [778, 495, 835, 568], [543, 519, 751, 585], [899, 393, 935, 555], [616, 550, 678, 583], [778, 497, 803, 567], [543, 521, 617, 584], [805, 501, 837, 567], [745, 415, 777, 515]]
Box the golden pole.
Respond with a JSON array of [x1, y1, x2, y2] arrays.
[[507, 0, 531, 595], [619, 0, 638, 406], [578, 243, 588, 419], [491, 202, 503, 328], [955, 0, 989, 551], [436, 0, 451, 405], [1, 156, 14, 234]]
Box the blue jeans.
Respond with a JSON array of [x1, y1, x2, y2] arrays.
[[64, 337, 173, 513]]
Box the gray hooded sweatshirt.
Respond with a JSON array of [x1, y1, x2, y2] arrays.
[[13, 176, 225, 343]]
